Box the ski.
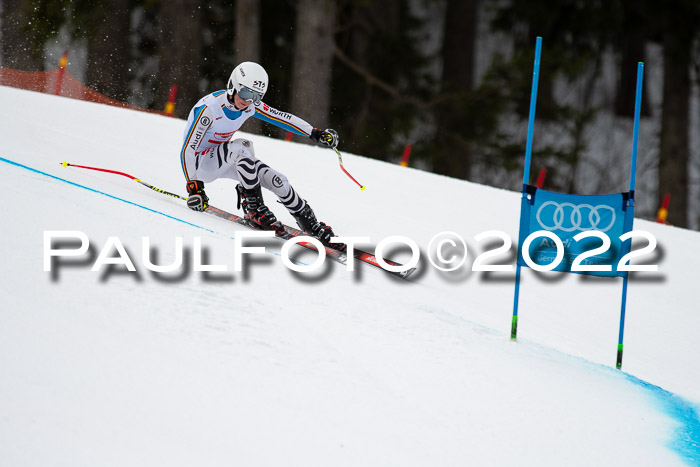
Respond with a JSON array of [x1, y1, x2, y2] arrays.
[[59, 163, 416, 279], [204, 205, 416, 280]]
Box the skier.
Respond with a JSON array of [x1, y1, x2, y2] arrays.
[[180, 61, 342, 249]]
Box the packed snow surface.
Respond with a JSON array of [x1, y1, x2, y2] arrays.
[[1, 86, 699, 466]]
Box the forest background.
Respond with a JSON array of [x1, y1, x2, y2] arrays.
[[2, 0, 699, 229]]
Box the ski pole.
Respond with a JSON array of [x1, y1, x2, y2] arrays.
[[61, 161, 186, 201], [332, 147, 365, 191]]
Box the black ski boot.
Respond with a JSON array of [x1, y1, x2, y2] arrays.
[[236, 184, 281, 231], [292, 202, 345, 252]]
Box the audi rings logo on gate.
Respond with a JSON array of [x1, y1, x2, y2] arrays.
[[536, 201, 617, 232]]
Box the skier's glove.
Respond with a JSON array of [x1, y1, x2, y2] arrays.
[[186, 180, 209, 211], [310, 128, 339, 149]]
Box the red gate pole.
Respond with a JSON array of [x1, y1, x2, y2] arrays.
[[656, 194, 670, 224], [164, 84, 178, 115], [535, 167, 547, 189], [400, 144, 412, 167], [54, 50, 68, 96]]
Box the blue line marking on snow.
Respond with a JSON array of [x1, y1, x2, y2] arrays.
[[0, 156, 304, 264], [624, 374, 700, 465], [2, 156, 210, 230]]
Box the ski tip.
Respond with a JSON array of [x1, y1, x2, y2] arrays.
[[61, 161, 69, 167], [399, 267, 417, 280]]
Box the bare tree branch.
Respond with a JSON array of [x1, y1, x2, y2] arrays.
[[333, 45, 497, 110], [333, 46, 428, 109]]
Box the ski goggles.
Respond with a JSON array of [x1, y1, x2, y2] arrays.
[[237, 86, 263, 105]]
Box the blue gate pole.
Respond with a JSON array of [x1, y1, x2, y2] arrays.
[[512, 36, 542, 340], [512, 264, 522, 340], [629, 62, 644, 194], [617, 277, 629, 369], [522, 36, 542, 186], [616, 62, 644, 370]]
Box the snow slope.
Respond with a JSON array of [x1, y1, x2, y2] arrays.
[[1, 86, 699, 466]]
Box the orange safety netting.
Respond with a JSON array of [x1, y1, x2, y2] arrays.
[[0, 66, 171, 117]]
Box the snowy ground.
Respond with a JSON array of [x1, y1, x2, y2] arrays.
[[1, 86, 699, 466]]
